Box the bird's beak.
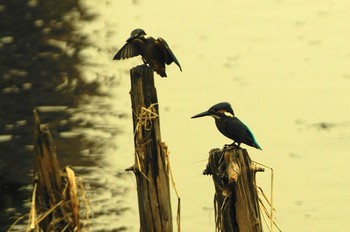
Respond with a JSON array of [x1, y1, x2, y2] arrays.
[[191, 111, 211, 119]]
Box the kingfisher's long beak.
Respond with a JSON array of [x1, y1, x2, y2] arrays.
[[191, 111, 211, 119]]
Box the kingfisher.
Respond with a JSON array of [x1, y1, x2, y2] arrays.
[[113, 28, 182, 77], [191, 102, 262, 150]]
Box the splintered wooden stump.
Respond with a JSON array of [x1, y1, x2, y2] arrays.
[[32, 111, 83, 231], [128, 64, 173, 232], [204, 147, 264, 232]]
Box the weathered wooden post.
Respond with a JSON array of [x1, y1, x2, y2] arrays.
[[127, 64, 173, 232], [204, 146, 264, 232], [30, 111, 84, 231]]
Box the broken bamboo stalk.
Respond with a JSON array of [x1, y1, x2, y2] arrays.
[[127, 64, 173, 232], [204, 146, 264, 232]]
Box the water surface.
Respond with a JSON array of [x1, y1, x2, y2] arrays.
[[1, 0, 350, 231]]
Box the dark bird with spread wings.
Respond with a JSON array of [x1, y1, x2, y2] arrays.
[[113, 28, 182, 77], [191, 102, 262, 150]]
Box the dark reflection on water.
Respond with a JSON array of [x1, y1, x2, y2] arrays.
[[0, 0, 128, 231]]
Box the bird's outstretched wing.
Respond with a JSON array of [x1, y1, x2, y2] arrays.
[[113, 43, 140, 60], [156, 37, 182, 71]]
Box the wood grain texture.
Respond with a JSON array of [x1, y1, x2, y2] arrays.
[[129, 64, 173, 232]]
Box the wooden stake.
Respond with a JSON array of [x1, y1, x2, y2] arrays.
[[128, 64, 173, 232], [30, 111, 86, 231], [204, 146, 264, 232]]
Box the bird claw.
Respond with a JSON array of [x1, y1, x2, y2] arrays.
[[224, 142, 241, 150]]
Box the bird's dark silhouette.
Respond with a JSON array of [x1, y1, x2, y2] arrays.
[[191, 102, 262, 150], [113, 28, 182, 77]]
